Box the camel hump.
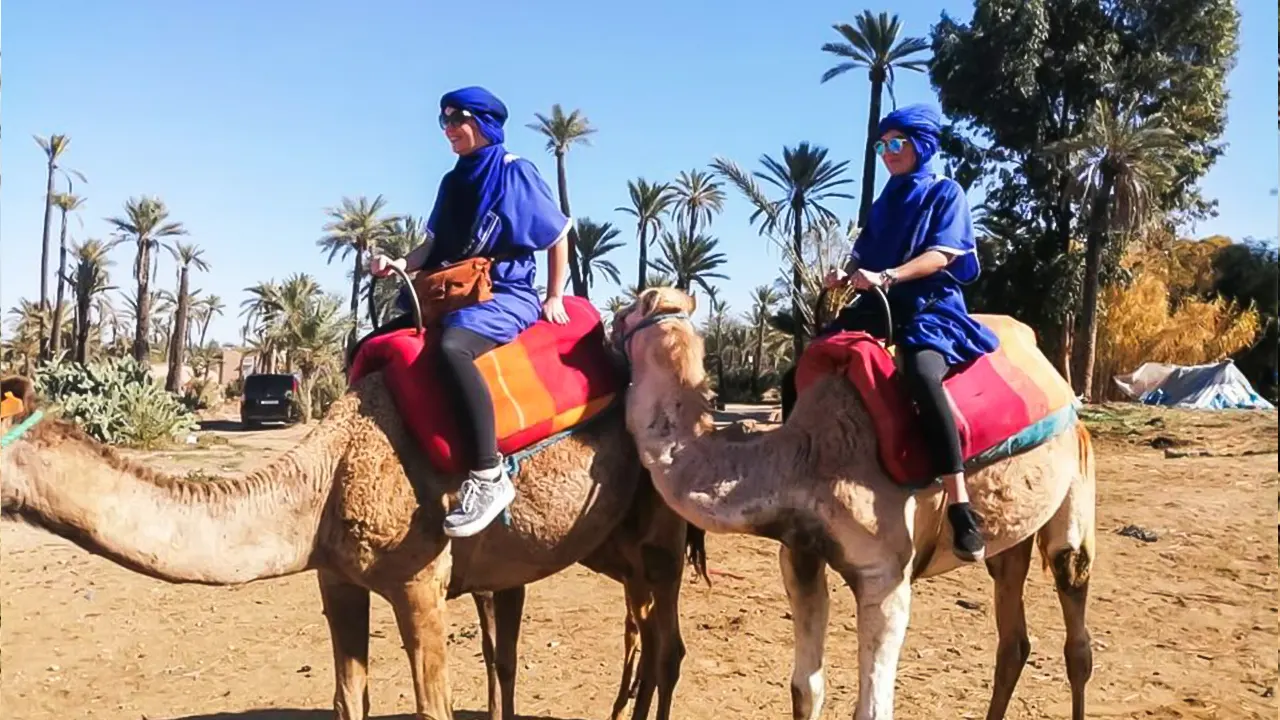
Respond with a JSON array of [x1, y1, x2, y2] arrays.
[[0, 376, 38, 421]]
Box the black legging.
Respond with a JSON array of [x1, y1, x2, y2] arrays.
[[781, 298, 964, 476], [349, 314, 501, 471]]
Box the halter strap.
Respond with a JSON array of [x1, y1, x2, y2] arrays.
[[1, 410, 44, 450], [616, 310, 690, 359]]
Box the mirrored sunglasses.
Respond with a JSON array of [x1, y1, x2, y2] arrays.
[[438, 108, 473, 129], [874, 137, 909, 156]]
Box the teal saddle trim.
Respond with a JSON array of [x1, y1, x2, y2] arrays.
[[1, 410, 45, 450]]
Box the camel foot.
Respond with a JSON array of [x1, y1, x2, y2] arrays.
[[948, 502, 986, 563]]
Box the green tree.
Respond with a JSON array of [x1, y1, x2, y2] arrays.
[[69, 238, 116, 364], [164, 242, 210, 392], [34, 134, 86, 357], [712, 144, 853, 358], [528, 104, 597, 297], [573, 218, 624, 296], [820, 11, 930, 227], [748, 285, 783, 396], [48, 192, 86, 359], [649, 231, 728, 295], [318, 195, 397, 355], [670, 169, 726, 241], [105, 196, 188, 364], [617, 178, 676, 291]]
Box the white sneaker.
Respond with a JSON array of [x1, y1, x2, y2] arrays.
[[442, 468, 515, 538]]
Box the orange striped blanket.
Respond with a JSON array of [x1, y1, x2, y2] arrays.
[[347, 296, 624, 474], [795, 314, 1077, 486]]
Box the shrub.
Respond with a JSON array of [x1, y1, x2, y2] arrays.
[[35, 356, 199, 447], [180, 376, 221, 412], [310, 369, 347, 420]]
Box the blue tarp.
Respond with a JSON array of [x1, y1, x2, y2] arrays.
[[1134, 360, 1275, 410]]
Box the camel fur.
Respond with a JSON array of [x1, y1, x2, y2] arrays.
[[612, 287, 1097, 720], [0, 373, 705, 720]]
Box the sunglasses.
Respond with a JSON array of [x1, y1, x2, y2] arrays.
[[438, 108, 473, 129], [874, 137, 909, 156]]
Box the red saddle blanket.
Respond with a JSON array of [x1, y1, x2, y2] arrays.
[[347, 296, 624, 474], [794, 314, 1076, 485]]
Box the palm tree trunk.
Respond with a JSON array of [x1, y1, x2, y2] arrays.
[[166, 267, 191, 392], [1076, 171, 1115, 402], [858, 71, 886, 228], [637, 225, 649, 292], [38, 161, 56, 359], [752, 321, 764, 397], [367, 278, 379, 329], [347, 249, 363, 357], [75, 289, 91, 364], [133, 241, 152, 364], [50, 207, 70, 358], [553, 152, 587, 298], [790, 201, 805, 360]]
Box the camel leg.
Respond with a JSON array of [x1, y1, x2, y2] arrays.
[[318, 572, 371, 720], [848, 568, 912, 720], [644, 548, 687, 720], [473, 592, 501, 720], [389, 581, 453, 720], [780, 546, 829, 720], [491, 586, 525, 719], [983, 537, 1035, 720], [609, 599, 642, 720]]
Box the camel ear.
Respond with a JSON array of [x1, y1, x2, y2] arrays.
[[638, 288, 664, 318], [0, 376, 38, 422]]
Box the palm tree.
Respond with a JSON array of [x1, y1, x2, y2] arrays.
[[616, 178, 676, 291], [650, 231, 729, 295], [748, 285, 784, 396], [670, 169, 727, 241], [626, 272, 676, 298], [703, 287, 731, 408], [192, 294, 226, 349], [527, 105, 597, 297], [48, 192, 86, 359], [1045, 99, 1178, 401], [34, 134, 86, 357], [68, 239, 116, 364], [105, 196, 188, 364], [820, 11, 930, 227], [354, 215, 422, 328], [573, 218, 624, 297], [165, 242, 210, 392], [712, 144, 854, 358], [318, 195, 397, 355]]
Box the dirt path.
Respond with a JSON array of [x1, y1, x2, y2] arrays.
[[2, 405, 1276, 719]]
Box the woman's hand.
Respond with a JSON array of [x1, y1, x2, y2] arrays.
[[542, 294, 569, 324], [369, 254, 406, 279], [849, 268, 885, 291], [823, 268, 849, 290]]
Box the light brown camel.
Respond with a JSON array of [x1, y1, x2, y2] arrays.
[[0, 372, 705, 720], [611, 287, 1096, 720]]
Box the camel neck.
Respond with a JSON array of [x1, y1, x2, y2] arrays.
[[5, 419, 345, 585]]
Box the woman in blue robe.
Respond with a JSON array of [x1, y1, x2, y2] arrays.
[[786, 103, 998, 563], [359, 86, 573, 539]]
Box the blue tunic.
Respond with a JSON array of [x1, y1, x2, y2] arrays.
[[412, 144, 570, 345], [849, 166, 999, 367]]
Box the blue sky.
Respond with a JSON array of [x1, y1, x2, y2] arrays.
[[3, 0, 1277, 345]]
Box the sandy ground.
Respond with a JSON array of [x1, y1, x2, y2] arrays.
[[1, 403, 1276, 719]]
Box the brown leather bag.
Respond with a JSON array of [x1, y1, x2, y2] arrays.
[[411, 257, 495, 326]]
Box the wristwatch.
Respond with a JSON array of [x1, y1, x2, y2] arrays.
[[879, 268, 899, 287]]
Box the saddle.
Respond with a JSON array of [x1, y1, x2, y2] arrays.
[[347, 295, 624, 474], [795, 314, 1078, 486]]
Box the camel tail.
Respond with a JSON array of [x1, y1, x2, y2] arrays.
[[685, 526, 711, 586], [1035, 421, 1097, 585]]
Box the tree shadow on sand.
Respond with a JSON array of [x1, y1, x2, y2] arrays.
[[170, 710, 588, 720]]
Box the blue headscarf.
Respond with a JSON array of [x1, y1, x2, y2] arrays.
[[876, 103, 942, 170], [441, 86, 508, 145], [852, 102, 978, 286]]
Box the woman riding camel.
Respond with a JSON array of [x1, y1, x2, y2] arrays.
[[359, 86, 572, 539], [790, 102, 999, 562]]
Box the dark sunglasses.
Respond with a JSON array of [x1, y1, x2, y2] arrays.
[[438, 108, 473, 129], [874, 137, 909, 156]]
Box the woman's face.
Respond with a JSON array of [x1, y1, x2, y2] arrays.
[[877, 130, 917, 176], [440, 107, 488, 155]]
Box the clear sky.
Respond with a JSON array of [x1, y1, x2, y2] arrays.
[[3, 0, 1277, 345]]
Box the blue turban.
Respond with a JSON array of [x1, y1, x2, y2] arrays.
[[440, 86, 508, 145], [877, 103, 942, 169]]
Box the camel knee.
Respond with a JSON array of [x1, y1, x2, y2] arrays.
[[1065, 635, 1093, 684], [1050, 547, 1092, 595], [1000, 634, 1031, 669]]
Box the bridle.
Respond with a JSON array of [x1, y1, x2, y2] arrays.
[[613, 309, 692, 364]]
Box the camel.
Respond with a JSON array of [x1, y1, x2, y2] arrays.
[[0, 372, 706, 720], [610, 287, 1096, 720]]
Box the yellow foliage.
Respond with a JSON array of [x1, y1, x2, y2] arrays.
[[1095, 238, 1260, 399]]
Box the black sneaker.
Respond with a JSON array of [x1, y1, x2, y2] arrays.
[[948, 502, 986, 563]]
